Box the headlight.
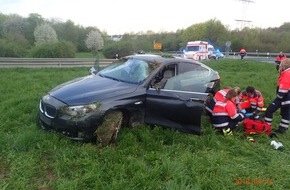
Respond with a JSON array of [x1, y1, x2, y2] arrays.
[[61, 103, 100, 117]]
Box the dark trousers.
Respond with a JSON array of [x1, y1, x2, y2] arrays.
[[265, 98, 290, 129], [240, 53, 246, 60], [211, 115, 242, 130]]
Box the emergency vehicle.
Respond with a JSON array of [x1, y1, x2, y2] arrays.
[[182, 41, 209, 60], [208, 44, 214, 55]]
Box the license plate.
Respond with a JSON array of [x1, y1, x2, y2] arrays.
[[39, 113, 52, 126]]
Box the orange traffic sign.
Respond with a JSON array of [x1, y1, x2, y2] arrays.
[[154, 43, 162, 50]]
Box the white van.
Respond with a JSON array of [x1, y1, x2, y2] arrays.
[[208, 44, 214, 55], [182, 41, 209, 60]]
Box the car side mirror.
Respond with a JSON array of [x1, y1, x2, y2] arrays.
[[89, 67, 98, 75]]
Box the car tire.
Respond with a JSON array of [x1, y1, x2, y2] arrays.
[[95, 110, 123, 146]]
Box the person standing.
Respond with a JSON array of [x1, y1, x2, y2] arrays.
[[275, 51, 287, 71], [239, 48, 247, 60], [211, 88, 245, 135], [264, 59, 290, 133]]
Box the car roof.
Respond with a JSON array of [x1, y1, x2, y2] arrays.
[[124, 54, 201, 65]]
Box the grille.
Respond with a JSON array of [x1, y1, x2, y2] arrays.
[[45, 104, 57, 118], [40, 100, 57, 118]]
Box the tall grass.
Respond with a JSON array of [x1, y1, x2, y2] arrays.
[[0, 59, 289, 190]]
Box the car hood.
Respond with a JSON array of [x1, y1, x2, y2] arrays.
[[49, 75, 138, 105]]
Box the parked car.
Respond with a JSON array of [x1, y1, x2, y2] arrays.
[[38, 54, 221, 145], [208, 51, 224, 60]]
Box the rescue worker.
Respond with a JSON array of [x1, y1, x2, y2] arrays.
[[275, 51, 287, 71], [205, 86, 241, 117], [211, 88, 245, 135], [239, 86, 264, 113], [239, 48, 247, 60], [264, 58, 290, 133], [205, 86, 232, 116]]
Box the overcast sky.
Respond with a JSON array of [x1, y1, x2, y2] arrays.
[[1, 0, 289, 35]]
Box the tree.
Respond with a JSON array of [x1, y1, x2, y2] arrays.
[[181, 23, 207, 46], [3, 14, 25, 35], [0, 13, 9, 38], [34, 23, 58, 46], [204, 19, 229, 50], [85, 30, 104, 54], [52, 20, 78, 45], [24, 13, 45, 45]]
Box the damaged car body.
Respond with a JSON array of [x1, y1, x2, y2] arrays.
[[38, 54, 221, 145]]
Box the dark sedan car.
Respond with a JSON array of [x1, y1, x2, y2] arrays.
[[38, 54, 221, 145]]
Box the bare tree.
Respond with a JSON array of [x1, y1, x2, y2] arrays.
[[34, 23, 58, 46], [85, 30, 104, 54]]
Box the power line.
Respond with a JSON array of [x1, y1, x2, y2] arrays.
[[235, 0, 255, 29]]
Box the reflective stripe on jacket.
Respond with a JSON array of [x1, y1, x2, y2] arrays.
[[205, 88, 230, 114], [239, 90, 264, 110], [212, 100, 244, 128], [214, 89, 230, 102], [278, 68, 290, 106]]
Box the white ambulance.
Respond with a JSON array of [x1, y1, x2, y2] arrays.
[[182, 41, 209, 60], [208, 44, 214, 55]]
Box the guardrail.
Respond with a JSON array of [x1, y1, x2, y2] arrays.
[[166, 51, 278, 63], [169, 51, 288, 58], [0, 52, 281, 68], [228, 52, 289, 58], [0, 58, 115, 68]]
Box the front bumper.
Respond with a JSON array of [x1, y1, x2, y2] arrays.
[[38, 97, 102, 141]]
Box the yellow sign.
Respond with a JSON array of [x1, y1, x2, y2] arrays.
[[154, 43, 162, 50]]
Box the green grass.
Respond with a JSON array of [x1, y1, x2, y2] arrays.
[[0, 59, 290, 190]]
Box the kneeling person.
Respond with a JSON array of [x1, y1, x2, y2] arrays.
[[239, 86, 264, 113], [211, 88, 245, 135]]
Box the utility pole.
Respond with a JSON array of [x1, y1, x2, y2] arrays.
[[235, 0, 255, 29]]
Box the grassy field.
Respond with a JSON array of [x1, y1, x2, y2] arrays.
[[0, 59, 290, 190]]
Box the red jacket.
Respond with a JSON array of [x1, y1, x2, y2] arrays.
[[240, 49, 246, 54], [277, 68, 290, 106], [275, 54, 287, 62], [213, 100, 238, 118], [239, 90, 264, 111], [211, 99, 244, 128], [205, 88, 231, 115], [214, 88, 230, 102]]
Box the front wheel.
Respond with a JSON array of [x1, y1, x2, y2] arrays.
[[95, 110, 123, 146]]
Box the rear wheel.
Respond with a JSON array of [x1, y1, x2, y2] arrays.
[[95, 110, 123, 146]]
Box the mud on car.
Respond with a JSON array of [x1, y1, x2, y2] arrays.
[[38, 54, 221, 145]]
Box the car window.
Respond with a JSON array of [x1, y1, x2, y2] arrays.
[[98, 59, 151, 84], [164, 62, 210, 92], [185, 46, 199, 52], [151, 65, 176, 89]]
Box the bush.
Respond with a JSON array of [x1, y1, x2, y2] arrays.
[[29, 40, 76, 58], [0, 39, 29, 57], [102, 41, 134, 58]]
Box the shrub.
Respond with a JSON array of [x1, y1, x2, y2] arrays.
[[102, 41, 134, 58], [29, 40, 76, 58], [0, 39, 29, 57]]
